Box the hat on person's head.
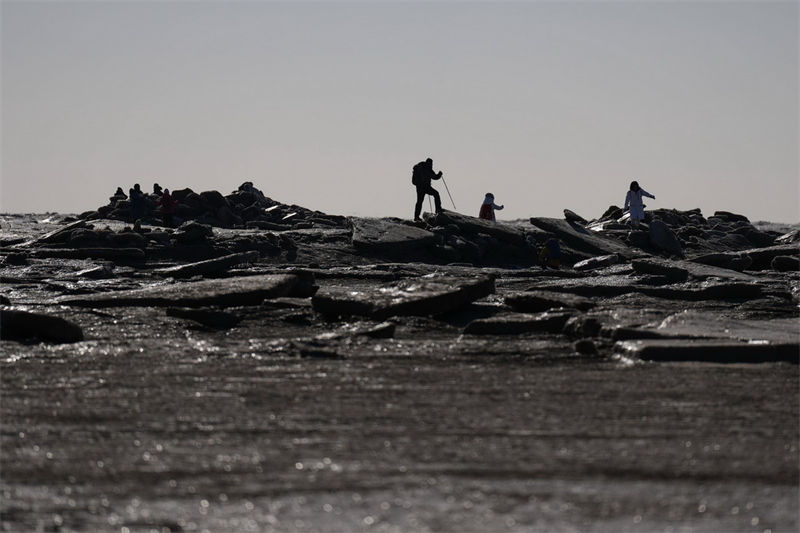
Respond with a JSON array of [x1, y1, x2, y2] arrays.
[[485, 193, 494, 199]]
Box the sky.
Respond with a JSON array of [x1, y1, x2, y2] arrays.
[[1, 1, 798, 223]]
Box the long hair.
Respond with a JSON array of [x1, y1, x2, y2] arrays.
[[629, 180, 640, 192]]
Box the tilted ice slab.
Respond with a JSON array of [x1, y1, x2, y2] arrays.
[[59, 274, 302, 308], [615, 310, 799, 363], [312, 274, 495, 319]]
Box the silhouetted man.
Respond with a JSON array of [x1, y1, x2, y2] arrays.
[[129, 183, 145, 221], [412, 158, 443, 221]]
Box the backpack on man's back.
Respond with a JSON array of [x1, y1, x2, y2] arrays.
[[411, 162, 425, 186]]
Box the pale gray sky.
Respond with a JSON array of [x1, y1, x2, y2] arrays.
[[2, 1, 798, 222]]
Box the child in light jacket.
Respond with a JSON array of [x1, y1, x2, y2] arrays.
[[624, 180, 655, 227], [478, 193, 504, 222]]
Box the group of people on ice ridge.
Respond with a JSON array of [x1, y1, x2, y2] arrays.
[[411, 157, 655, 227]]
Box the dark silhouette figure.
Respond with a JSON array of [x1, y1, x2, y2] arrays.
[[539, 238, 562, 269], [412, 158, 443, 221], [238, 181, 267, 202], [158, 188, 179, 227], [153, 183, 163, 196], [624, 180, 656, 228], [109, 187, 127, 205], [128, 183, 145, 221], [478, 192, 504, 221]]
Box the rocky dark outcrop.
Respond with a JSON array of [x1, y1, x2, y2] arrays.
[[573, 339, 599, 355], [740, 228, 776, 248], [173, 222, 214, 245], [626, 230, 650, 250], [2, 253, 28, 266], [1, 307, 84, 343], [8, 200, 798, 361], [648, 220, 683, 257], [772, 256, 800, 272], [199, 190, 230, 210], [529, 217, 638, 259], [578, 206, 786, 260], [563, 209, 588, 225], [599, 205, 625, 221], [351, 218, 437, 254], [77, 182, 791, 273], [437, 210, 527, 246], [710, 211, 750, 224], [28, 220, 87, 245], [631, 259, 689, 282], [86, 181, 351, 233], [689, 244, 799, 271], [744, 245, 800, 270], [667, 259, 758, 281], [349, 211, 541, 267], [108, 231, 148, 248], [689, 252, 753, 272]]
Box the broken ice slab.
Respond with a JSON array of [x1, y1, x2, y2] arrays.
[[529, 217, 638, 258], [436, 210, 527, 245], [154, 251, 259, 278], [166, 307, 240, 329], [573, 254, 621, 271], [653, 311, 798, 343], [350, 217, 437, 252], [615, 339, 798, 364], [529, 276, 763, 301], [505, 291, 595, 312], [312, 275, 494, 320], [59, 274, 301, 308], [31, 248, 146, 261], [463, 311, 573, 335]]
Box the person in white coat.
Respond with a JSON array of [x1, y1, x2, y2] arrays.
[[624, 180, 655, 228]]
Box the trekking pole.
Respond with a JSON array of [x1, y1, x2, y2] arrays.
[[428, 196, 433, 213], [441, 176, 457, 210]]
